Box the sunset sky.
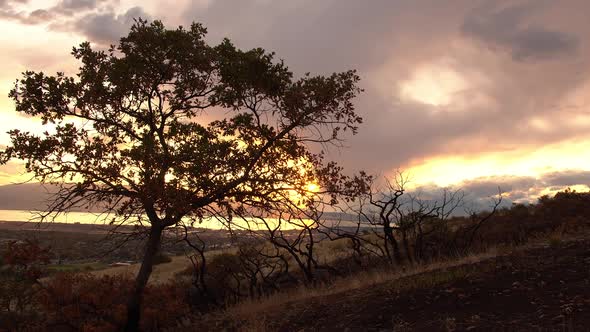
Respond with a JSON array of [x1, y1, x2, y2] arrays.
[[1, 0, 590, 205]]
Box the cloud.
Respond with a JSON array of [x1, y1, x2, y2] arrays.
[[462, 1, 579, 61], [0, 0, 27, 7], [179, 0, 590, 178], [56, 0, 106, 11], [0, 0, 148, 45], [393, 168, 590, 215], [7, 0, 588, 175], [416, 169, 590, 206], [0, 0, 32, 22], [0, 1, 50, 24], [0, 0, 112, 25], [73, 6, 151, 44], [2, 0, 590, 206], [543, 170, 590, 187]]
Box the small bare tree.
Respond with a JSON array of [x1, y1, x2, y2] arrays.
[[354, 174, 501, 264], [358, 174, 409, 264], [454, 188, 504, 253]]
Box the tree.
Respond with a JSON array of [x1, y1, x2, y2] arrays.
[[0, 19, 363, 331], [356, 174, 502, 264]]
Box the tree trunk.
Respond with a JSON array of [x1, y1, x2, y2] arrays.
[[384, 224, 402, 264], [125, 225, 163, 332], [389, 233, 402, 264], [416, 224, 424, 261]]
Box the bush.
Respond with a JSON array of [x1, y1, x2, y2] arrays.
[[36, 273, 190, 331], [0, 240, 51, 331]]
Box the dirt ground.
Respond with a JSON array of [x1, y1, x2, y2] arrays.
[[263, 239, 590, 331]]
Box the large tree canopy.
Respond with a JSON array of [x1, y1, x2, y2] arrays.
[[2, 20, 363, 223], [0, 19, 365, 331]]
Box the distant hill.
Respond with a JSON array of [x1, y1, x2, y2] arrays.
[[0, 183, 111, 212], [320, 211, 364, 222], [0, 183, 55, 211], [0, 184, 363, 221]]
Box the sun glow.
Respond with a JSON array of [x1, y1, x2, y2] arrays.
[[401, 137, 590, 189], [305, 182, 320, 193]]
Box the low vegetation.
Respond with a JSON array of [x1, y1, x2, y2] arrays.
[[46, 261, 109, 274], [1, 189, 589, 330]]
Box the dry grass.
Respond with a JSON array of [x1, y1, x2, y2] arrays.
[[90, 255, 191, 283], [391, 317, 413, 332], [91, 247, 233, 284], [224, 246, 504, 323], [442, 317, 457, 332], [222, 230, 588, 328], [547, 223, 569, 247], [91, 226, 579, 288]]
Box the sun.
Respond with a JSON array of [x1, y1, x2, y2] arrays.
[[305, 182, 320, 193]]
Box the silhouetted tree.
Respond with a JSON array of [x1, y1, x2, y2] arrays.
[[230, 174, 370, 285], [457, 189, 503, 253], [359, 175, 408, 264], [0, 19, 364, 331], [357, 175, 501, 263]]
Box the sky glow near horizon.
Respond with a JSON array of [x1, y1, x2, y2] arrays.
[[1, 0, 590, 205]]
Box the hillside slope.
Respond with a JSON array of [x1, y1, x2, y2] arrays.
[[221, 238, 590, 331], [0, 183, 52, 211]]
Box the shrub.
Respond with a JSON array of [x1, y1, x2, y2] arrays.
[[0, 240, 51, 330], [36, 273, 190, 331]]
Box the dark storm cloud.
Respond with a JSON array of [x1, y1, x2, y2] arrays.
[[462, 1, 579, 61], [184, 0, 400, 73], [0, 0, 155, 46], [462, 170, 590, 198], [5, 8, 54, 24]]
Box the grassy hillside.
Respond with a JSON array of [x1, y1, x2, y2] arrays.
[[3, 190, 590, 331], [199, 233, 590, 331]]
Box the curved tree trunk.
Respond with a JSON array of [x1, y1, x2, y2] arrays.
[[125, 225, 163, 332], [401, 229, 414, 264], [389, 233, 402, 264], [416, 224, 424, 261], [384, 224, 402, 264]]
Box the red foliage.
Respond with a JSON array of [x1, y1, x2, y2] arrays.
[[37, 273, 190, 331], [3, 239, 51, 280], [0, 240, 52, 330]]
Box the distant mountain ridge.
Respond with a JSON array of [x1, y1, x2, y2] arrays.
[[0, 183, 105, 212], [320, 211, 364, 222], [0, 183, 54, 211], [0, 183, 361, 221]]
